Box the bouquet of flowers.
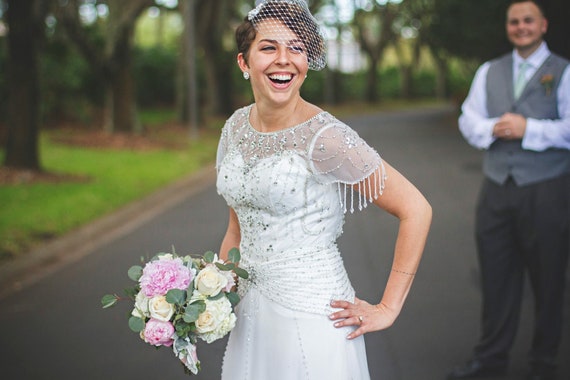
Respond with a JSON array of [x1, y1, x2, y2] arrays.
[[101, 248, 248, 375]]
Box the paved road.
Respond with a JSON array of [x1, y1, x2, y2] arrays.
[[1, 105, 569, 380]]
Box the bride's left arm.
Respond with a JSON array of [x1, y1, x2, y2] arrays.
[[330, 160, 432, 339]]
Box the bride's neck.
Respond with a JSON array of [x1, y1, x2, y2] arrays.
[[252, 99, 313, 133]]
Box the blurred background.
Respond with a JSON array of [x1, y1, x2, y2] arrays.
[[0, 0, 569, 267]]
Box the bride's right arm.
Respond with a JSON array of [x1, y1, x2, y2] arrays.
[[219, 207, 241, 261]]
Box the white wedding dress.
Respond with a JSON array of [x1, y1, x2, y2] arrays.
[[216, 105, 385, 380]]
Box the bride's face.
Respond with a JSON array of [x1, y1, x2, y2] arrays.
[[239, 19, 309, 106]]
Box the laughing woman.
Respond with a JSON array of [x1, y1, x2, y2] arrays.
[[215, 1, 432, 379]]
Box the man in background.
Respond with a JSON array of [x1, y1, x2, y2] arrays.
[[448, 1, 570, 379]]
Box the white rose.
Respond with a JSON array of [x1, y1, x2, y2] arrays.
[[195, 266, 228, 296], [148, 295, 175, 321], [195, 297, 235, 343], [132, 291, 150, 318]]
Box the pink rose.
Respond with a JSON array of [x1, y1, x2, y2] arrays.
[[139, 256, 193, 297], [142, 318, 175, 347]]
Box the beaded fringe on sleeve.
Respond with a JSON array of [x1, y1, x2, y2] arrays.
[[309, 123, 387, 213]]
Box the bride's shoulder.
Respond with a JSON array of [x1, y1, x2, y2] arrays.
[[223, 105, 252, 132], [309, 114, 358, 145]]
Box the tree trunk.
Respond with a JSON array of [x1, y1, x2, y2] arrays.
[[109, 32, 139, 133], [103, 0, 142, 133], [3, 0, 42, 170], [365, 57, 379, 103], [56, 0, 151, 134], [197, 0, 233, 116]]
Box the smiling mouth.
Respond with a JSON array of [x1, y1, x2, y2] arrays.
[[268, 74, 293, 84]]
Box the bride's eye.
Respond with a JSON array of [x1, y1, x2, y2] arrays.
[[288, 45, 305, 54]]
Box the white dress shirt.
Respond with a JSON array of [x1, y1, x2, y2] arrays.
[[459, 42, 570, 151]]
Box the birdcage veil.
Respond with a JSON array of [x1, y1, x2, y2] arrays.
[[247, 0, 326, 71]]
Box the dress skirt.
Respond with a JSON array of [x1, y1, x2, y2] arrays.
[[221, 287, 371, 380]]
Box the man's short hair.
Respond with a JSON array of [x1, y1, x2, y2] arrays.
[[508, 0, 546, 17]]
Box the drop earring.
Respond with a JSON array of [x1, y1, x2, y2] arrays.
[[243, 72, 250, 80]]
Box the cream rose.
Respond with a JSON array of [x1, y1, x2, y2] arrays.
[[132, 291, 150, 318], [148, 295, 175, 322], [195, 297, 236, 343], [195, 266, 228, 296]]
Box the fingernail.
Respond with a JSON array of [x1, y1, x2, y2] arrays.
[[328, 314, 334, 319], [334, 322, 339, 327]]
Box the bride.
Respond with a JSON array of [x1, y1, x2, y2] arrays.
[[216, 1, 432, 378]]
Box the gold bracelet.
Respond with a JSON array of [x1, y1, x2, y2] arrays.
[[392, 269, 416, 276]]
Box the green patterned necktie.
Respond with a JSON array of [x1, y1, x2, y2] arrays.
[[514, 61, 529, 99]]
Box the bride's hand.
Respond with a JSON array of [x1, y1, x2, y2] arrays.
[[329, 297, 399, 340]]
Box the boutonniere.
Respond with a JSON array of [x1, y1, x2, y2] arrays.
[[540, 74, 554, 96]]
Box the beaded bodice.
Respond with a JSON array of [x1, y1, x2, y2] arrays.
[[216, 105, 385, 315]]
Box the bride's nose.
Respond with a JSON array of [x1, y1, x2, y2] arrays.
[[274, 45, 291, 65]]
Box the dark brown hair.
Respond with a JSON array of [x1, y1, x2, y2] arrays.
[[508, 0, 546, 17]]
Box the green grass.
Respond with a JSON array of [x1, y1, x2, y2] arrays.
[[0, 130, 219, 261]]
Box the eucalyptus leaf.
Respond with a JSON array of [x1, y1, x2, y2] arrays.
[[234, 267, 249, 279], [215, 262, 233, 271], [203, 251, 215, 263], [183, 302, 206, 323], [175, 320, 192, 337], [226, 292, 241, 307], [166, 289, 186, 305], [128, 316, 145, 332], [101, 294, 118, 309], [208, 292, 224, 301], [128, 265, 143, 282], [228, 247, 240, 263], [123, 287, 138, 299]]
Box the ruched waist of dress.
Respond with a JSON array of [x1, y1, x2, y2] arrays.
[[237, 244, 355, 315]]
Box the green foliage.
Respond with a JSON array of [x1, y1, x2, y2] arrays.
[[0, 37, 7, 123], [134, 46, 177, 107], [124, 286, 139, 299], [447, 59, 479, 100], [412, 69, 436, 98], [300, 69, 326, 103], [379, 67, 402, 98], [0, 131, 220, 261], [226, 292, 241, 307], [431, 0, 510, 61], [41, 25, 105, 123], [233, 267, 249, 280], [183, 301, 206, 323], [128, 265, 144, 282], [101, 294, 119, 308], [202, 251, 216, 263], [166, 288, 187, 305], [129, 316, 145, 333], [227, 247, 240, 263]]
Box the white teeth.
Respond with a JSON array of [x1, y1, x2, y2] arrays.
[[269, 74, 293, 81]]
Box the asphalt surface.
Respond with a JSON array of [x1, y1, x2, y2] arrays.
[[1, 105, 569, 380]]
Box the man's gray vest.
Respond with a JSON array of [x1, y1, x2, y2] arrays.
[[484, 52, 570, 186]]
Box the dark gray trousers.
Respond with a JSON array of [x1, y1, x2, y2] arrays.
[[473, 175, 570, 368]]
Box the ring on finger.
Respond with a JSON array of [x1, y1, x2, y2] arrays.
[[358, 316, 364, 323]]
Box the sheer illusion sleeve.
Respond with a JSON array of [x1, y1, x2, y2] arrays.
[[309, 123, 386, 213], [216, 123, 230, 173]]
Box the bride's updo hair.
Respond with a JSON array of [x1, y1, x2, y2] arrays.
[[235, 0, 326, 71]]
